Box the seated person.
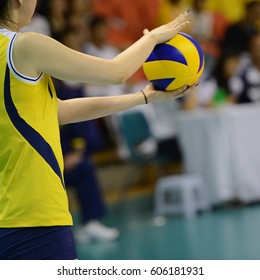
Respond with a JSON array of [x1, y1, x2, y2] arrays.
[[229, 34, 260, 103], [58, 79, 119, 244]]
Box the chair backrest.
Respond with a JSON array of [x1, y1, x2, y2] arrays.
[[117, 110, 156, 162]]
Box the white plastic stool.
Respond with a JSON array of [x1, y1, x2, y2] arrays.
[[154, 174, 211, 218]]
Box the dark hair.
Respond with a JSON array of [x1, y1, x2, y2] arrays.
[[212, 49, 240, 90], [0, 0, 18, 29], [57, 27, 77, 44], [245, 0, 260, 12], [88, 15, 107, 31], [0, 0, 11, 24]]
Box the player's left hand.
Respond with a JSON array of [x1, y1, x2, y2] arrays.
[[143, 9, 192, 44], [142, 81, 199, 103]]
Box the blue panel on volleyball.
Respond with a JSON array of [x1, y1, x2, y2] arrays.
[[146, 44, 188, 66], [152, 78, 176, 90], [179, 32, 204, 73], [142, 32, 205, 91]]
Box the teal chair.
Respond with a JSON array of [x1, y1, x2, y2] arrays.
[[115, 110, 174, 211]]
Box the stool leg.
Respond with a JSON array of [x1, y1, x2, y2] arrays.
[[154, 185, 166, 216], [196, 180, 211, 211], [182, 183, 196, 218]]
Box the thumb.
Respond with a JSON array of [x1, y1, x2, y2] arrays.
[[143, 29, 149, 35]]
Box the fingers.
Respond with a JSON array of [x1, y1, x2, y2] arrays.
[[175, 19, 192, 31], [174, 86, 190, 98], [175, 85, 190, 94], [146, 81, 198, 103], [148, 8, 192, 44], [171, 9, 191, 26], [169, 9, 192, 32], [169, 82, 199, 100]]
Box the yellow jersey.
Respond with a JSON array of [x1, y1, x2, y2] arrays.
[[0, 28, 72, 227]]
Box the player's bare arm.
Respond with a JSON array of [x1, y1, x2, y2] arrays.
[[12, 10, 191, 85], [58, 83, 196, 125]]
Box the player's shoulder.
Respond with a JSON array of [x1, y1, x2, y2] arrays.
[[13, 31, 57, 60], [15, 31, 49, 49], [11, 32, 54, 77]]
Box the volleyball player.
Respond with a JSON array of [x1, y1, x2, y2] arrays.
[[0, 0, 193, 259]]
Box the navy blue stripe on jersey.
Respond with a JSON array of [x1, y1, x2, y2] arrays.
[[4, 65, 64, 187], [9, 34, 43, 82], [48, 84, 53, 98]]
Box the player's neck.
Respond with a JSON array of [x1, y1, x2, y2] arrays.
[[0, 9, 24, 32], [0, 24, 19, 32], [0, 18, 20, 32]]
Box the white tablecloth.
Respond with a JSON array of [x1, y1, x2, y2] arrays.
[[173, 104, 260, 205]]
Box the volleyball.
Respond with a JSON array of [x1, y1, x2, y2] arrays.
[[143, 32, 204, 91]]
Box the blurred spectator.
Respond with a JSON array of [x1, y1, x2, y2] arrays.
[[37, 0, 48, 15], [55, 29, 119, 244], [59, 114, 119, 244], [46, 0, 69, 40], [83, 16, 126, 96], [21, 0, 51, 36], [93, 0, 160, 50], [222, 1, 260, 54], [203, 50, 241, 107], [229, 33, 260, 104], [204, 0, 249, 24], [182, 49, 241, 109], [58, 28, 113, 150], [67, 0, 93, 45], [157, 0, 190, 29], [92, 0, 161, 88], [211, 50, 241, 106], [189, 0, 229, 72], [69, 0, 93, 20], [83, 15, 130, 158]]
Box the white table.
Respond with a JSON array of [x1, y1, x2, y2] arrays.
[[173, 104, 260, 205]]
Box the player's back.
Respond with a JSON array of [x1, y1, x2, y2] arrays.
[[0, 28, 72, 228]]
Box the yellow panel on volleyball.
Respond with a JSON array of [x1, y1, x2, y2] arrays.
[[166, 77, 189, 91], [166, 34, 201, 77], [187, 63, 205, 85], [143, 60, 189, 80], [143, 32, 204, 91]]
